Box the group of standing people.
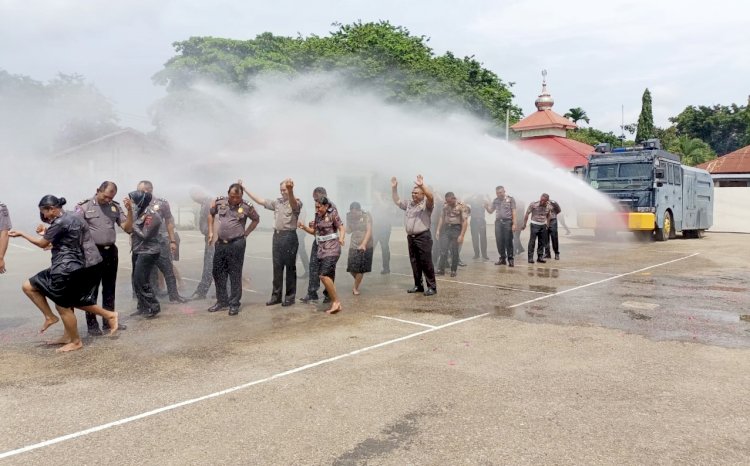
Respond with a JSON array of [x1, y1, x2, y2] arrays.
[[0, 175, 569, 352]]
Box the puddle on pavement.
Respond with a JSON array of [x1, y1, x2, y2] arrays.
[[740, 315, 750, 322], [525, 310, 546, 318], [494, 305, 514, 318], [527, 268, 560, 279], [529, 284, 557, 293], [624, 309, 652, 321]]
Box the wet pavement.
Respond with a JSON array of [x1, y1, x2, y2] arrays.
[[1, 228, 748, 464]]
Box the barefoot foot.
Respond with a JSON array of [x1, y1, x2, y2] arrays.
[[56, 341, 83, 353], [46, 336, 72, 346], [40, 316, 60, 334], [352, 288, 360, 296], [106, 312, 119, 336], [326, 302, 342, 315]]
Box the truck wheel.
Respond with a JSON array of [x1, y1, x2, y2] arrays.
[[655, 211, 672, 242]]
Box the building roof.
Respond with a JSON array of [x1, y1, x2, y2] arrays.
[[697, 145, 750, 174], [53, 127, 166, 159], [514, 136, 593, 169], [511, 109, 577, 132]]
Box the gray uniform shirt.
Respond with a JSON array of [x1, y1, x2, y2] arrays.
[[149, 197, 173, 241], [526, 201, 552, 225], [346, 211, 373, 248], [398, 200, 432, 235], [548, 200, 561, 220], [131, 207, 163, 255], [492, 195, 516, 221], [74, 197, 126, 246], [441, 202, 468, 225], [0, 203, 11, 231], [211, 198, 259, 241], [262, 197, 302, 231]]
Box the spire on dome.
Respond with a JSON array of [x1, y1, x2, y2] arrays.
[[535, 69, 554, 111]]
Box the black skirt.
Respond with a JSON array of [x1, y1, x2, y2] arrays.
[[318, 255, 340, 280], [29, 265, 101, 309], [346, 248, 373, 274]]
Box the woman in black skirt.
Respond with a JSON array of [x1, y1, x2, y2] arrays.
[[126, 190, 163, 318], [9, 195, 118, 352], [346, 202, 373, 295], [298, 196, 345, 314]]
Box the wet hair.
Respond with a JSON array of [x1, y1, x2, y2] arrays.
[[38, 195, 66, 209], [228, 183, 243, 194], [349, 201, 361, 211], [138, 180, 153, 190], [313, 187, 327, 196], [495, 185, 505, 191], [98, 181, 118, 192], [445, 191, 455, 199], [128, 190, 152, 216], [317, 196, 331, 207], [541, 193, 550, 200]]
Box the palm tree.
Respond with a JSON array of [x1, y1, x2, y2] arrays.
[[668, 136, 716, 166], [563, 107, 590, 125]]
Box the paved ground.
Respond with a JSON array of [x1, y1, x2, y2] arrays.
[[1, 228, 748, 464]]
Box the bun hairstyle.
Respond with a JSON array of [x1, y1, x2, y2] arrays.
[[38, 195, 66, 208]]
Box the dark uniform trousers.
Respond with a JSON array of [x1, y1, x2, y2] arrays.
[[213, 237, 246, 307], [306, 241, 330, 298], [86, 244, 118, 329], [528, 223, 549, 261], [133, 252, 161, 314], [470, 219, 487, 258], [514, 229, 525, 255], [195, 236, 215, 296], [373, 226, 391, 271], [438, 224, 461, 273], [271, 230, 299, 301], [495, 219, 514, 261], [149, 239, 181, 300], [296, 230, 309, 274], [407, 231, 437, 290], [546, 218, 559, 257]]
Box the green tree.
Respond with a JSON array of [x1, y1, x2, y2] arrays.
[[635, 88, 655, 142], [667, 135, 717, 166], [669, 103, 750, 155], [152, 21, 522, 133], [567, 127, 622, 146], [563, 107, 589, 125]]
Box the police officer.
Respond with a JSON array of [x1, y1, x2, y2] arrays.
[[513, 199, 526, 256], [207, 183, 260, 315], [466, 194, 489, 261], [370, 191, 393, 274], [136, 180, 188, 303], [436, 192, 468, 278], [74, 181, 133, 335], [300, 187, 337, 304], [485, 186, 517, 267], [244, 178, 302, 307], [189, 187, 215, 300], [392, 175, 437, 296], [522, 193, 553, 264], [0, 201, 11, 274], [544, 198, 563, 260]]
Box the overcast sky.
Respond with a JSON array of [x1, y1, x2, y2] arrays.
[[2, 0, 747, 135]]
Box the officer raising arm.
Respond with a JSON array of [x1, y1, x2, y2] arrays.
[[0, 201, 11, 273]]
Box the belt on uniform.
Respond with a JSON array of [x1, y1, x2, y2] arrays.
[[218, 236, 245, 244], [496, 218, 513, 222], [97, 244, 115, 250], [445, 223, 461, 228], [408, 230, 430, 238], [315, 232, 339, 244], [274, 229, 296, 234]]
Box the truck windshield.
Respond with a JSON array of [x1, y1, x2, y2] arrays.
[[589, 162, 652, 189]]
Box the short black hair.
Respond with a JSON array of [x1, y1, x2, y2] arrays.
[[228, 183, 243, 194], [98, 181, 117, 192], [313, 187, 327, 196], [495, 185, 505, 191], [349, 201, 361, 210], [317, 196, 331, 207], [138, 180, 153, 189]]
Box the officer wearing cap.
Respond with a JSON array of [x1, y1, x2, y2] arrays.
[[0, 201, 11, 274], [392, 175, 437, 296], [244, 178, 302, 307], [485, 185, 517, 267], [136, 180, 188, 303], [207, 183, 260, 315], [74, 181, 133, 335], [436, 192, 468, 278]]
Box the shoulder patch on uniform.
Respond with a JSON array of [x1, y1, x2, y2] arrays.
[[78, 199, 89, 206], [112, 200, 121, 206], [215, 196, 226, 201]]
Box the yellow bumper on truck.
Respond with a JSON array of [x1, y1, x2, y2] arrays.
[[578, 212, 655, 231]]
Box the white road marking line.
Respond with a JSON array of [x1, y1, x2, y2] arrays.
[[389, 272, 549, 295], [548, 267, 617, 276], [374, 315, 437, 329], [508, 253, 700, 309], [0, 312, 489, 460]]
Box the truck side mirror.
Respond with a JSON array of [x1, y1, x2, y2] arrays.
[[654, 168, 665, 179]]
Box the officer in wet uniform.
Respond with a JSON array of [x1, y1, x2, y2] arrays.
[[189, 188, 215, 300], [136, 180, 188, 303], [392, 175, 437, 296], [370, 191, 393, 274], [436, 192, 468, 278], [522, 193, 553, 264], [0, 201, 11, 274], [301, 187, 337, 304], [207, 183, 260, 315], [544, 198, 563, 260], [485, 186, 517, 267], [74, 181, 133, 335], [513, 199, 526, 256], [466, 194, 489, 261], [244, 178, 302, 307]]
